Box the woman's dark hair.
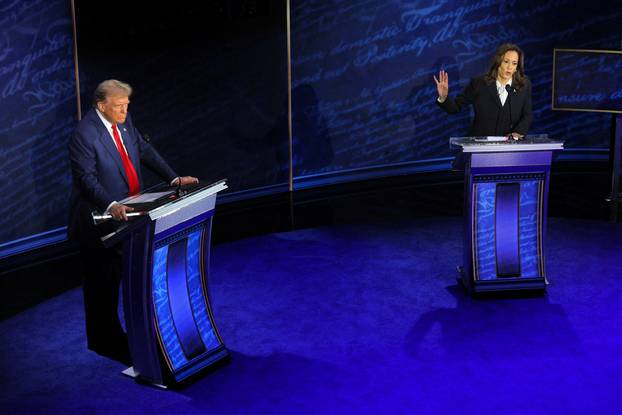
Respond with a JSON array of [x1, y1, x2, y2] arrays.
[[484, 43, 527, 90]]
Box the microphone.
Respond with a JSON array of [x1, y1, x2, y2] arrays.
[[135, 127, 151, 143], [505, 84, 515, 137]]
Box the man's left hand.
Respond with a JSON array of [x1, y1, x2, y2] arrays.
[[175, 176, 199, 186]]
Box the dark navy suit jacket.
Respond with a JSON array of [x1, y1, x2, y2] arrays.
[[68, 108, 177, 241], [438, 76, 533, 136]]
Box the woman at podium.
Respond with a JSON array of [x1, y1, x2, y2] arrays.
[[433, 43, 532, 140]]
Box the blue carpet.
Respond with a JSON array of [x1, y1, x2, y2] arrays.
[[1, 217, 621, 414]]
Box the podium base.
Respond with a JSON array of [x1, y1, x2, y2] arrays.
[[121, 366, 167, 389], [456, 265, 546, 295]]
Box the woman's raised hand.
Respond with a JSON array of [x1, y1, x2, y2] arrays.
[[433, 70, 449, 101]]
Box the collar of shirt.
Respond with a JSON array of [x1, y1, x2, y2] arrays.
[[95, 108, 127, 151], [495, 78, 513, 106], [495, 78, 513, 92]]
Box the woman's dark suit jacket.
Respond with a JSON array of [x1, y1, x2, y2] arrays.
[[437, 76, 533, 136]]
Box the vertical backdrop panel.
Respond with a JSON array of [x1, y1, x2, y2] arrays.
[[0, 0, 77, 249]]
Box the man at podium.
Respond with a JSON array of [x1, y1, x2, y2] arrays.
[[68, 79, 198, 364], [433, 43, 533, 140]]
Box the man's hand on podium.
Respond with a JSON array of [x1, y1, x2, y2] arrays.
[[173, 176, 199, 186], [110, 203, 134, 221]]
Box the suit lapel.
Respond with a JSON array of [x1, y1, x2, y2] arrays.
[[118, 123, 139, 168], [487, 81, 502, 108], [90, 111, 129, 185]]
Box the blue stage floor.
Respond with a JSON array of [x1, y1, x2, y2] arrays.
[[1, 216, 621, 414]]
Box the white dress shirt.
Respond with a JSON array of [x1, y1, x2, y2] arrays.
[[95, 109, 129, 153], [496, 78, 512, 106], [95, 109, 179, 213]]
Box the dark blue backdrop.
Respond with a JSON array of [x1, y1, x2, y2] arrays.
[[0, 0, 76, 252], [73, 0, 290, 198], [290, 0, 622, 178], [2, 0, 622, 255]]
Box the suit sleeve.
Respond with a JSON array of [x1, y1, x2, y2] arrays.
[[69, 127, 115, 211], [437, 78, 479, 114], [513, 80, 533, 135]]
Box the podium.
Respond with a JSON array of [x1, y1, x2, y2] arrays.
[[98, 179, 229, 386], [451, 137, 564, 293]]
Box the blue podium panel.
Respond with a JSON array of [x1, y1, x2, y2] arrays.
[[495, 182, 521, 276], [113, 180, 229, 386], [472, 177, 543, 282], [452, 137, 563, 293], [152, 222, 225, 382]]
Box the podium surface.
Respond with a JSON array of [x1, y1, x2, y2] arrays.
[[452, 137, 563, 293], [100, 179, 229, 386]]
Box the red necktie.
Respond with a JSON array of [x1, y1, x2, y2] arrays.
[[111, 124, 140, 196]]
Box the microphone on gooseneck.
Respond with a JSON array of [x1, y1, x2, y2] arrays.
[[505, 84, 515, 137]]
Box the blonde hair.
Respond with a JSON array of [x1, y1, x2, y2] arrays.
[[92, 79, 133, 106]]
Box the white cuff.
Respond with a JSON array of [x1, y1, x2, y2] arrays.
[[105, 201, 119, 213]]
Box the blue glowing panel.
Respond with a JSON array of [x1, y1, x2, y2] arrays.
[[519, 181, 541, 278], [495, 183, 521, 277], [475, 183, 497, 280], [553, 50, 622, 113], [166, 239, 206, 359], [475, 179, 542, 280], [152, 245, 189, 371], [186, 231, 220, 351]]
